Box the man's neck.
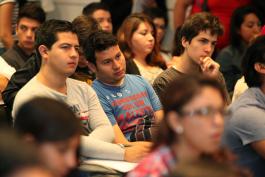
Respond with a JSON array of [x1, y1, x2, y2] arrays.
[[174, 54, 201, 74], [17, 43, 33, 56], [37, 67, 67, 94], [260, 82, 265, 95]]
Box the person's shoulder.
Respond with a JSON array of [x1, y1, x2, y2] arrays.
[[0, 0, 16, 5]]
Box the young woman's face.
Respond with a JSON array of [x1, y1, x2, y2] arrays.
[[38, 135, 80, 177], [239, 13, 261, 44], [131, 22, 155, 58], [179, 86, 225, 154]]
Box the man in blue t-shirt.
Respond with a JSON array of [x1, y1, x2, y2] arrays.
[[83, 30, 163, 144]]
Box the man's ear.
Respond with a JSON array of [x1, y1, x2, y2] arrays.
[[181, 37, 189, 48], [254, 63, 265, 74], [38, 45, 49, 60]]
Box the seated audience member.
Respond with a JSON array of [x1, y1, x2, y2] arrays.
[[0, 127, 53, 177], [82, 2, 112, 33], [216, 5, 261, 96], [15, 97, 81, 177], [1, 3, 46, 70], [143, 7, 172, 64], [2, 15, 99, 116], [71, 15, 100, 84], [11, 19, 147, 162], [127, 75, 229, 176], [117, 13, 167, 84], [223, 36, 265, 177], [153, 12, 230, 104], [83, 30, 163, 143]]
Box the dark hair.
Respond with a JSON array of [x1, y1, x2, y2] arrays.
[[154, 75, 226, 148], [242, 35, 265, 87], [0, 127, 41, 177], [72, 15, 100, 48], [143, 7, 168, 28], [83, 30, 118, 65], [230, 5, 261, 51], [18, 2, 46, 24], [35, 19, 77, 58], [15, 97, 81, 143], [82, 2, 110, 16], [175, 12, 223, 55], [117, 13, 167, 69]]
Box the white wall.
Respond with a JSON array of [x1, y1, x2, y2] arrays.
[[47, 0, 100, 21]]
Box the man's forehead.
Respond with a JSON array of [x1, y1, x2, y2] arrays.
[[196, 30, 218, 40]]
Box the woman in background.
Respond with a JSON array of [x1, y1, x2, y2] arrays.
[[128, 75, 234, 177], [216, 5, 262, 96], [117, 13, 167, 84]]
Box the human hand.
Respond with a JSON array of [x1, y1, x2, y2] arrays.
[[199, 57, 220, 78], [124, 142, 152, 162]]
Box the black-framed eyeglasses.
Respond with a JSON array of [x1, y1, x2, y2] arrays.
[[179, 106, 231, 119]]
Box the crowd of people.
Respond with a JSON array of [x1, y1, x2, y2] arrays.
[[0, 0, 265, 177]]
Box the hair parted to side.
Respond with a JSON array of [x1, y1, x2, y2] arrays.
[[174, 12, 223, 55], [83, 30, 118, 65], [242, 35, 265, 87], [15, 97, 82, 143], [117, 13, 167, 69], [154, 75, 226, 148], [35, 19, 77, 58], [18, 2, 46, 24]]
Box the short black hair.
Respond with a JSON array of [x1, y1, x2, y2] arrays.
[[242, 35, 265, 87], [18, 2, 46, 24], [143, 7, 168, 27], [83, 30, 118, 65], [82, 2, 110, 16]]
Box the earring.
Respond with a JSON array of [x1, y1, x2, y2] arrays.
[[175, 126, 184, 134]]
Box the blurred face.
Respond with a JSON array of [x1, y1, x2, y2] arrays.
[[95, 45, 126, 86], [16, 17, 40, 54], [153, 17, 166, 44], [179, 86, 225, 154], [239, 13, 261, 44], [92, 9, 112, 33], [9, 167, 54, 177], [38, 135, 80, 177], [41, 32, 79, 77], [131, 22, 155, 58], [182, 30, 217, 64]]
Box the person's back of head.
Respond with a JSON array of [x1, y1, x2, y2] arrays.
[[176, 12, 223, 55], [35, 19, 77, 58], [15, 97, 81, 142], [18, 2, 46, 24], [143, 7, 168, 28], [242, 35, 265, 88], [82, 2, 110, 17], [0, 127, 52, 177], [83, 30, 118, 66], [72, 15, 100, 48]]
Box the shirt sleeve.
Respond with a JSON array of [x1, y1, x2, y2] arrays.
[[232, 107, 265, 145], [0, 56, 15, 79], [141, 77, 162, 111]]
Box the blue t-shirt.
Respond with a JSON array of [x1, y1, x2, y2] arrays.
[[92, 74, 162, 141]]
